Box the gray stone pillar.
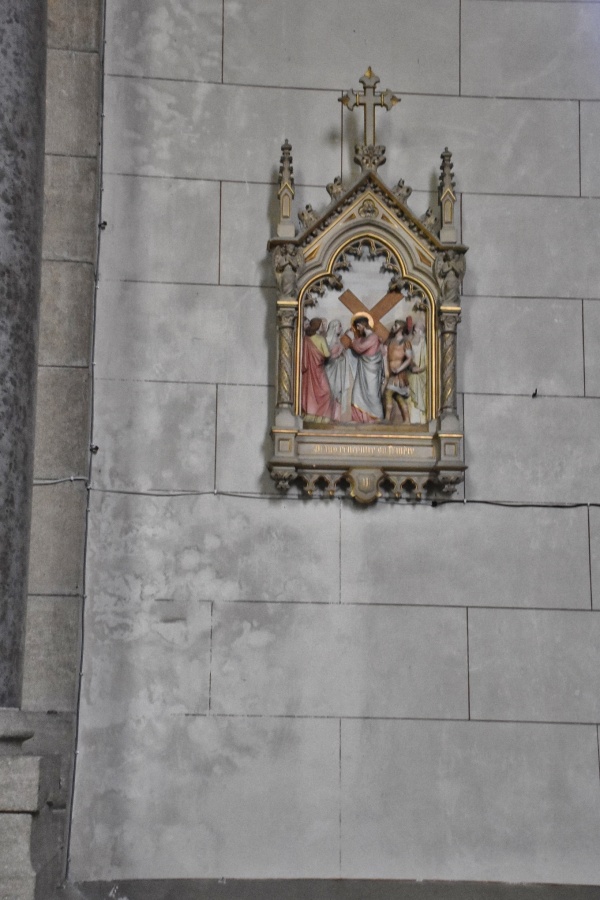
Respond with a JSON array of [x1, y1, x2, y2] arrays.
[[0, 1, 47, 707]]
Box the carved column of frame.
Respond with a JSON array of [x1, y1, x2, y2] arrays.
[[276, 303, 297, 410], [439, 308, 461, 420]]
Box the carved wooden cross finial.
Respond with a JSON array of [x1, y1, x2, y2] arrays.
[[340, 68, 399, 146]]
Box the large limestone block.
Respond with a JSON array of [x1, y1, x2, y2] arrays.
[[39, 262, 94, 367], [0, 815, 34, 877], [29, 803, 64, 877], [463, 195, 600, 299], [48, 0, 101, 51], [357, 96, 579, 198], [42, 156, 98, 263], [462, 0, 600, 99], [215, 384, 276, 495], [464, 394, 600, 502], [28, 482, 87, 595], [459, 296, 584, 397], [70, 715, 340, 879], [223, 0, 459, 94], [21, 597, 79, 712], [211, 602, 467, 718], [341, 503, 590, 609], [0, 876, 36, 900], [94, 282, 274, 386], [341, 720, 600, 882], [86, 491, 340, 604], [581, 102, 600, 197], [220, 182, 325, 289], [0, 711, 74, 809], [589, 507, 600, 610], [105, 0, 222, 82], [583, 299, 600, 396], [79, 594, 211, 728], [46, 50, 99, 157], [0, 757, 59, 813], [469, 609, 600, 723], [100, 175, 219, 284], [93, 380, 216, 492], [103, 78, 340, 186], [33, 367, 90, 479]]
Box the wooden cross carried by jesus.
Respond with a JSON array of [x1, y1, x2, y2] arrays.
[[339, 68, 399, 146], [339, 288, 401, 346]]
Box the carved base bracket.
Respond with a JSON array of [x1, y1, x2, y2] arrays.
[[270, 427, 465, 504], [270, 465, 464, 504]]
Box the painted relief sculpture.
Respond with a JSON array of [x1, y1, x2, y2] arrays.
[[268, 69, 467, 503]]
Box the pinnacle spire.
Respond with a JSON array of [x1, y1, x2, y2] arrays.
[[439, 147, 455, 194], [438, 147, 457, 244], [277, 140, 296, 238]]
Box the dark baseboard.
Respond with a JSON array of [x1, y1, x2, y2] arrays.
[[70, 880, 600, 900]]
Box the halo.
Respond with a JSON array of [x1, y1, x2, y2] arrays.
[[351, 311, 374, 329]]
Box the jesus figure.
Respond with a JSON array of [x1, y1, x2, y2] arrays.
[[345, 314, 384, 422]]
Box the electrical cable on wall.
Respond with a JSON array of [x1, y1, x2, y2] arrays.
[[33, 477, 600, 510]]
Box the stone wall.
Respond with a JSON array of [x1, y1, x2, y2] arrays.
[[14, 0, 102, 896], [21, 0, 600, 893]]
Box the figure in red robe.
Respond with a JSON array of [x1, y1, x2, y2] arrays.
[[301, 318, 334, 422]]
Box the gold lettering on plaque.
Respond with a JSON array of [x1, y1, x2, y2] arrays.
[[305, 443, 418, 458]]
